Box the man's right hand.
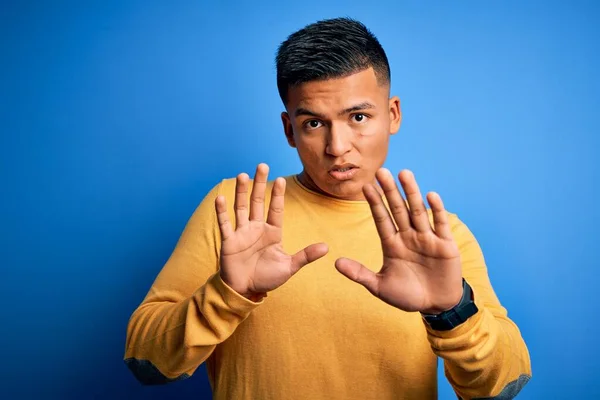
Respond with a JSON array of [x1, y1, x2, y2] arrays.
[[215, 163, 329, 301]]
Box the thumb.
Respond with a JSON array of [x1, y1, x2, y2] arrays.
[[290, 242, 329, 273], [335, 257, 380, 296]]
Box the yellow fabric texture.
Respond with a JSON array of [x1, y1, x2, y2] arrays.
[[124, 175, 531, 400]]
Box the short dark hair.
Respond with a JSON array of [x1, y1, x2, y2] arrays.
[[276, 17, 391, 105]]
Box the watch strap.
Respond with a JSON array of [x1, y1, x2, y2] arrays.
[[422, 279, 479, 331]]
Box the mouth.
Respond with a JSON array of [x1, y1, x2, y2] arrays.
[[328, 164, 359, 181]]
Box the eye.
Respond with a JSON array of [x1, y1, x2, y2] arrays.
[[352, 113, 368, 123], [304, 119, 323, 130]]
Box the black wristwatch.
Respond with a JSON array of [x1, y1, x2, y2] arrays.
[[421, 279, 479, 331]]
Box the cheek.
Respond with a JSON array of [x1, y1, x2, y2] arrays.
[[359, 126, 390, 160], [295, 138, 324, 166]]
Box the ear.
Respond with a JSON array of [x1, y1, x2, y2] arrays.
[[388, 96, 402, 135], [281, 112, 296, 148]]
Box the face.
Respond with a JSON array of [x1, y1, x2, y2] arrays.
[[281, 67, 401, 201]]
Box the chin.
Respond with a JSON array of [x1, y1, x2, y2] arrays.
[[323, 178, 366, 200]]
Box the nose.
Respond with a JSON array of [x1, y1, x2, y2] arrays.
[[325, 123, 353, 157]]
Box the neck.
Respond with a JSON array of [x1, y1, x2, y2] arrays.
[[296, 170, 383, 201]]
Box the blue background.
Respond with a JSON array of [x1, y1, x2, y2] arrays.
[[1, 1, 598, 398]]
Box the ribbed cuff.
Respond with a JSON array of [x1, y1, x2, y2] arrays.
[[208, 272, 265, 314]]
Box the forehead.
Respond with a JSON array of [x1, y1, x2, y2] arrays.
[[286, 68, 388, 114]]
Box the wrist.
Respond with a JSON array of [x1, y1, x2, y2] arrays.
[[219, 271, 267, 302], [421, 285, 464, 315], [245, 292, 268, 302], [421, 279, 479, 331]]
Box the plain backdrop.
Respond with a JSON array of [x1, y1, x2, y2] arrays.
[[1, 1, 599, 398]]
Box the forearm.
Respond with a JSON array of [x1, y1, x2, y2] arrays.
[[426, 306, 531, 399], [124, 272, 262, 385]]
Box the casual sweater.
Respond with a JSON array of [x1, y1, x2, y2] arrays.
[[124, 175, 532, 400]]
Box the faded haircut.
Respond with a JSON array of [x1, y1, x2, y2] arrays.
[[276, 17, 391, 105]]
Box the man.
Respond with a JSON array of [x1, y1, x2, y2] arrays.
[[124, 17, 531, 399]]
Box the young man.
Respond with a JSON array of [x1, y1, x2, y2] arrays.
[[124, 18, 531, 399]]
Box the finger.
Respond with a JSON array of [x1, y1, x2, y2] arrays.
[[215, 195, 234, 240], [398, 170, 431, 233], [335, 257, 380, 296], [363, 183, 397, 242], [266, 177, 286, 228], [234, 173, 250, 229], [427, 192, 452, 240], [290, 243, 329, 274], [250, 163, 269, 221], [375, 168, 412, 233]]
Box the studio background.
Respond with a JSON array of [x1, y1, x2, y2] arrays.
[[1, 1, 598, 398]]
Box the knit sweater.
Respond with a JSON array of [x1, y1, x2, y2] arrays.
[[124, 175, 531, 399]]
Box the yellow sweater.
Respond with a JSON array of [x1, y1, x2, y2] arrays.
[[124, 175, 531, 400]]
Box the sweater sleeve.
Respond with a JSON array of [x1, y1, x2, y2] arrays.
[[123, 180, 263, 385], [425, 214, 532, 400]]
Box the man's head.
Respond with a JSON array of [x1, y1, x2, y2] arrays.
[[276, 17, 402, 201]]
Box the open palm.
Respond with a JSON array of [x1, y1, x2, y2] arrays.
[[216, 164, 328, 300], [335, 168, 464, 314]]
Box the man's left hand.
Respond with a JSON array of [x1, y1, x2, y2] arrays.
[[335, 168, 464, 314]]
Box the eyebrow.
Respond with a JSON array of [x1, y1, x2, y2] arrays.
[[294, 101, 376, 119]]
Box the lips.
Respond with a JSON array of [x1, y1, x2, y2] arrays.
[[328, 164, 359, 181], [329, 163, 358, 172]]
